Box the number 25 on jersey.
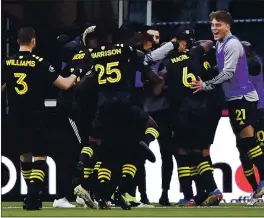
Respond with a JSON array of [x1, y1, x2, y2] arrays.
[[14, 73, 28, 95], [96, 62, 121, 85]]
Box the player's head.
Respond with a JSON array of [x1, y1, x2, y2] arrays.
[[94, 21, 118, 45], [147, 26, 160, 47], [210, 10, 232, 41], [17, 27, 36, 50], [241, 41, 253, 57], [174, 26, 195, 52], [82, 25, 98, 49]]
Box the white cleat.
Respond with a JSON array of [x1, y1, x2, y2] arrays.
[[76, 196, 87, 208], [137, 203, 155, 208], [74, 185, 98, 209], [247, 193, 258, 206], [53, 198, 76, 208]]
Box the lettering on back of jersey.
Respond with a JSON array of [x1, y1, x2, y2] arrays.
[[6, 59, 35, 67], [72, 53, 85, 60], [171, 54, 189, 63], [91, 49, 122, 59]]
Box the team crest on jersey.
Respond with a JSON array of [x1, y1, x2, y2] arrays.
[[203, 61, 211, 70], [49, 65, 55, 72]]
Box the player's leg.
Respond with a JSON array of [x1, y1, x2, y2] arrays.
[[115, 145, 146, 210], [19, 116, 48, 210], [96, 150, 119, 210], [228, 98, 264, 198], [174, 147, 194, 205], [191, 106, 223, 206], [128, 105, 159, 147], [20, 153, 33, 187], [151, 110, 174, 206], [246, 108, 264, 205]]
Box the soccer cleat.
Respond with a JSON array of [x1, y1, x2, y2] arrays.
[[53, 198, 76, 208], [76, 196, 87, 207], [140, 193, 150, 205], [115, 192, 131, 210], [254, 181, 264, 198], [247, 193, 258, 206], [98, 199, 110, 210], [74, 185, 98, 209], [124, 193, 141, 207], [186, 199, 196, 206], [159, 194, 171, 206], [23, 196, 41, 210], [176, 199, 188, 206], [201, 189, 223, 206], [136, 203, 155, 208]]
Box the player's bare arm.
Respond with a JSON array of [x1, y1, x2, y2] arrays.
[[53, 74, 77, 90]]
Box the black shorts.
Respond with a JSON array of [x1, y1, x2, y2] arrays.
[[227, 97, 258, 135], [92, 102, 149, 144], [7, 112, 48, 156], [256, 109, 264, 148], [172, 97, 222, 149]]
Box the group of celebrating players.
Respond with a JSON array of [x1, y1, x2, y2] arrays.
[[2, 10, 264, 211]]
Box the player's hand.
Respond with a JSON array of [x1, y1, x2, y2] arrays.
[[191, 76, 204, 94], [72, 68, 82, 77]]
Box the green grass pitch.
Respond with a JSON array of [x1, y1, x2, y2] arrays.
[[2, 202, 264, 217]]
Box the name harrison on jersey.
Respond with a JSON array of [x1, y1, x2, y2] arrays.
[[91, 48, 122, 59]]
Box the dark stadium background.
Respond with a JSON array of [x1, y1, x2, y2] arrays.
[[2, 0, 264, 201]]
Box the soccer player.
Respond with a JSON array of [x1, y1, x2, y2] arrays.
[[2, 27, 81, 210], [192, 10, 264, 199], [73, 22, 178, 209], [143, 31, 174, 206], [240, 41, 264, 205], [53, 26, 98, 209], [159, 25, 223, 206]]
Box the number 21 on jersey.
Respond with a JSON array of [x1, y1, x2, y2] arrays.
[[14, 73, 28, 95], [96, 61, 121, 85]]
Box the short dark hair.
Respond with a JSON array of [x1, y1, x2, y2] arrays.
[[209, 10, 232, 25], [17, 27, 36, 45]]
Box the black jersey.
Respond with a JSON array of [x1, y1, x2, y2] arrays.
[[3, 51, 59, 114], [162, 46, 200, 103], [89, 44, 148, 105], [63, 49, 93, 80]]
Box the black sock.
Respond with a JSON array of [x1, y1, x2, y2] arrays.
[[191, 166, 205, 195], [80, 145, 95, 161], [20, 161, 33, 186], [196, 155, 217, 193], [28, 160, 47, 197], [118, 164, 137, 194], [143, 128, 159, 145], [137, 164, 147, 197], [97, 166, 112, 200], [240, 154, 258, 191], [237, 137, 264, 180], [161, 189, 168, 197], [73, 145, 96, 187], [175, 154, 193, 200]]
